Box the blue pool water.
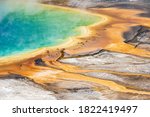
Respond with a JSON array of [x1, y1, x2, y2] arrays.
[[0, 4, 101, 57]]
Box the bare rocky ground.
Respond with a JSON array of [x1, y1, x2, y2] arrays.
[[0, 75, 56, 100], [0, 0, 150, 100], [60, 50, 150, 99], [1, 50, 150, 100], [124, 26, 150, 51]]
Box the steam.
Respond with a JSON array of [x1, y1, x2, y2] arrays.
[[0, 0, 41, 22]]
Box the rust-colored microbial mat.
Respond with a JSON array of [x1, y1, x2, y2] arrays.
[[0, 6, 150, 99]]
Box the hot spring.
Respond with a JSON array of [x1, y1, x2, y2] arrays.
[[0, 3, 102, 57]]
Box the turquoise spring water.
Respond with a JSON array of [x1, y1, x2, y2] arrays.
[[0, 4, 101, 57]]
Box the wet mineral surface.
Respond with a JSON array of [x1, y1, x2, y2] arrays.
[[0, 0, 150, 100]]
